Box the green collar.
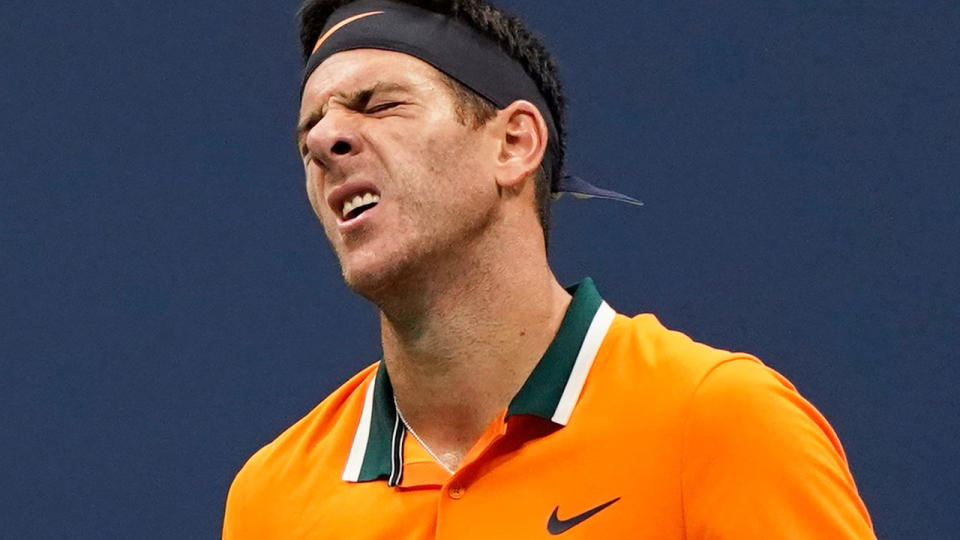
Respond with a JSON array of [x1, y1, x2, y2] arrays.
[[341, 278, 616, 484]]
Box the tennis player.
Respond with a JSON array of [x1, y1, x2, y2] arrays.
[[223, 1, 875, 537]]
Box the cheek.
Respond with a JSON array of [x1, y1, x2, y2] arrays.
[[433, 133, 494, 197], [305, 171, 341, 237], [378, 121, 494, 214], [305, 175, 324, 220]]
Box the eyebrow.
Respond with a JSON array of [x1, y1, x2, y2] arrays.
[[295, 82, 411, 148]]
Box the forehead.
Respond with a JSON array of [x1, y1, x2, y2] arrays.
[[300, 49, 447, 111]]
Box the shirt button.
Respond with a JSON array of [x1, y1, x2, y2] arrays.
[[448, 485, 465, 499]]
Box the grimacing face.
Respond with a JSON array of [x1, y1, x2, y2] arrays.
[[297, 49, 502, 297]]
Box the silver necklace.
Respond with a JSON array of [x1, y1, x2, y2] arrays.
[[393, 395, 456, 474]]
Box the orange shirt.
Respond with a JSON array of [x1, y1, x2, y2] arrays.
[[223, 279, 874, 539]]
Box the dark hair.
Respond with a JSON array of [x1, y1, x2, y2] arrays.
[[297, 0, 566, 245]]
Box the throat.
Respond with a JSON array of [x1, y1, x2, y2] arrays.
[[379, 267, 572, 474], [394, 394, 463, 473]]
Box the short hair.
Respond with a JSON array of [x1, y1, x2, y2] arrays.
[[298, 0, 567, 245]]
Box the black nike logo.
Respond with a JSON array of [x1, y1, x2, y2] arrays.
[[546, 497, 621, 535]]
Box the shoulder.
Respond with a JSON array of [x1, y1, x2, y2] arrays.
[[602, 310, 844, 457], [599, 311, 762, 394], [580, 310, 768, 440], [238, 361, 379, 478], [681, 357, 855, 478], [600, 312, 873, 535], [223, 362, 380, 527], [678, 353, 875, 536]]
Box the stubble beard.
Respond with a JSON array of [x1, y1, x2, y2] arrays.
[[335, 193, 498, 317]]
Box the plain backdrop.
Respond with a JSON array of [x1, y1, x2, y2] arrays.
[[1, 0, 958, 538]]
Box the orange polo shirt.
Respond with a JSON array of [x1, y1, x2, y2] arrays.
[[223, 279, 874, 538]]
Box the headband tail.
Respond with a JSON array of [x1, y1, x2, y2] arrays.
[[555, 175, 644, 205]]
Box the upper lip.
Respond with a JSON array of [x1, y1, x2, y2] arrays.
[[326, 180, 381, 221]]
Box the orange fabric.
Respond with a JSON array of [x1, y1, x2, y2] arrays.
[[223, 313, 874, 539], [398, 434, 448, 488]]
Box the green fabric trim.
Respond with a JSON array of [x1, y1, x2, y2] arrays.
[[357, 361, 397, 482], [352, 278, 603, 481], [506, 278, 603, 420]]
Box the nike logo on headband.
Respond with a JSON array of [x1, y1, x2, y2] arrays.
[[312, 10, 385, 54]]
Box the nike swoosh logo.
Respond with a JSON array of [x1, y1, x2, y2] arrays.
[[311, 11, 384, 54], [546, 497, 621, 535]]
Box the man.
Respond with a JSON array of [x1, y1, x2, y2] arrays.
[[223, 0, 875, 537]]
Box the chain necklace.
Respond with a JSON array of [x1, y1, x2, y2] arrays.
[[393, 395, 456, 474]]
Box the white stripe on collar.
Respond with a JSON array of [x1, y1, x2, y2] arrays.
[[341, 371, 378, 482], [551, 301, 616, 425]]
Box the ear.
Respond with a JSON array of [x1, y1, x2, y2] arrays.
[[493, 100, 549, 191]]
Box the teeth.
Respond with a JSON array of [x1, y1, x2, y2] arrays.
[[341, 192, 381, 219]]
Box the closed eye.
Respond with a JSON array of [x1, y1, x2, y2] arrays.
[[365, 102, 402, 114]]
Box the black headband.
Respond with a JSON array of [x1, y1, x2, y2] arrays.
[[301, 0, 641, 205]]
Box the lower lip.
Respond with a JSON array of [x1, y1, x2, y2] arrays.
[[337, 203, 380, 233]]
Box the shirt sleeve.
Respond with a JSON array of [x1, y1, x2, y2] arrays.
[[221, 471, 246, 540], [222, 456, 265, 540], [681, 358, 875, 539]]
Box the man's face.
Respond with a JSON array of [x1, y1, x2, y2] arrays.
[[298, 49, 500, 297]]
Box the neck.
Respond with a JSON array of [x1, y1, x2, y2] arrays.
[[376, 229, 571, 470]]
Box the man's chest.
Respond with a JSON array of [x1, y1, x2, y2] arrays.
[[284, 436, 686, 539]]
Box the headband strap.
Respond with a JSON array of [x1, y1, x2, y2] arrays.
[[301, 0, 641, 205]]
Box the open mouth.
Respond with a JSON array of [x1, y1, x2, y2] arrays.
[[341, 191, 380, 221]]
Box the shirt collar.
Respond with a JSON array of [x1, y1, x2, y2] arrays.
[[341, 278, 617, 484]]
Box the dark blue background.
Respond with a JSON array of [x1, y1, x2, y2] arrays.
[[2, 1, 957, 538]]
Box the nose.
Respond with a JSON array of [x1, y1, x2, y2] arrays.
[[304, 112, 363, 168]]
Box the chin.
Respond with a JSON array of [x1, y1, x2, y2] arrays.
[[339, 250, 414, 302], [342, 267, 390, 301], [338, 237, 449, 308]]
